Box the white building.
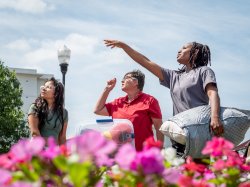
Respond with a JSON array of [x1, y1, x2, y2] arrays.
[[8, 67, 53, 117]]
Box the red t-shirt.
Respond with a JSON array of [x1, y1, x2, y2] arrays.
[[105, 92, 162, 151]]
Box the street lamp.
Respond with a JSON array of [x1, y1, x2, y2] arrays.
[[58, 45, 71, 86]]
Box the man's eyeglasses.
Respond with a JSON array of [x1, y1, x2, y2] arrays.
[[122, 76, 138, 82]]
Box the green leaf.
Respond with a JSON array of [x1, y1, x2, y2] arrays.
[[19, 163, 40, 181], [53, 155, 68, 172], [0, 60, 29, 153], [68, 162, 93, 187]]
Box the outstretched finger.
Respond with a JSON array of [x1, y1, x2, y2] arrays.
[[105, 42, 116, 48], [103, 39, 111, 43], [104, 39, 114, 44], [105, 43, 112, 47]]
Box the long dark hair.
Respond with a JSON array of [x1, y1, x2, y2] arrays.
[[34, 77, 65, 130], [178, 42, 211, 73]]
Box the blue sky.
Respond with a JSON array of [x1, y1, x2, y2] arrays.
[[0, 0, 249, 140]]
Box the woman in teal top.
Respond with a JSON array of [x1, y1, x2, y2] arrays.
[[28, 77, 68, 145]]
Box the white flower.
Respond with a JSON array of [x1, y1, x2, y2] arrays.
[[111, 164, 121, 175], [172, 157, 185, 166], [161, 147, 176, 161], [68, 153, 80, 163], [161, 147, 185, 166]]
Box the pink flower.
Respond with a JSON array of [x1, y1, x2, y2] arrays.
[[225, 155, 243, 168], [202, 137, 234, 157], [10, 137, 45, 163], [130, 147, 164, 175], [162, 168, 182, 184], [203, 170, 216, 180], [9, 182, 33, 187], [41, 137, 61, 159], [0, 153, 14, 169], [182, 157, 206, 174], [115, 144, 136, 170], [240, 163, 250, 171], [67, 131, 117, 166], [212, 159, 225, 171], [143, 136, 163, 150], [179, 176, 213, 187], [59, 144, 68, 156], [239, 181, 250, 187], [192, 179, 212, 187], [0, 169, 12, 185], [95, 181, 104, 187], [178, 175, 193, 187]]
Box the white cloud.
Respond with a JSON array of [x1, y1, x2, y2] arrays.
[[63, 34, 99, 56], [213, 49, 250, 74], [5, 39, 31, 51], [2, 34, 114, 72], [0, 0, 54, 13], [22, 35, 99, 67]]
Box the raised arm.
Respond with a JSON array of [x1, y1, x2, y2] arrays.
[[206, 83, 224, 136], [94, 78, 116, 116], [104, 40, 164, 81]]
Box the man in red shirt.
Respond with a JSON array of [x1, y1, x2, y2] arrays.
[[94, 70, 164, 151]]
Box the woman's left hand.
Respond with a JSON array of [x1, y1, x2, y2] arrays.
[[210, 117, 224, 136]]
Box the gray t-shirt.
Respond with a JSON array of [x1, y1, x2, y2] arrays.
[[28, 104, 68, 141], [160, 66, 217, 115]]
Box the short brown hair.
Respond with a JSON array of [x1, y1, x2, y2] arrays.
[[124, 69, 145, 91]]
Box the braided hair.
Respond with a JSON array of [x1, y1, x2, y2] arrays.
[[178, 42, 211, 73], [34, 77, 65, 131]]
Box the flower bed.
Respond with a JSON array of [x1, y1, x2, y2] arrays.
[[0, 131, 250, 187]]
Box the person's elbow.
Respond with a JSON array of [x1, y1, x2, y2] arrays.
[[93, 105, 106, 115], [93, 108, 101, 115], [94, 109, 105, 115], [94, 107, 109, 116]]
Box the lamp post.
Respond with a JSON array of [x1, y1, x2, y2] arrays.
[[58, 45, 71, 86]]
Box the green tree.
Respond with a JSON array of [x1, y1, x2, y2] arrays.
[[0, 60, 29, 153]]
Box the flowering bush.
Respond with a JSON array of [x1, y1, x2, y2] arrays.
[[0, 131, 249, 187]]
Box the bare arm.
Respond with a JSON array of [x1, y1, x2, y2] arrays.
[[94, 78, 116, 116], [152, 118, 164, 145], [58, 122, 68, 145], [28, 114, 41, 137], [104, 40, 164, 81], [206, 83, 224, 136]]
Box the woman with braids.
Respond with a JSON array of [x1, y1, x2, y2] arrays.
[[104, 40, 224, 155], [28, 77, 68, 145]]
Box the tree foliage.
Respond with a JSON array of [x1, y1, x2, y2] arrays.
[[0, 60, 29, 153]]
